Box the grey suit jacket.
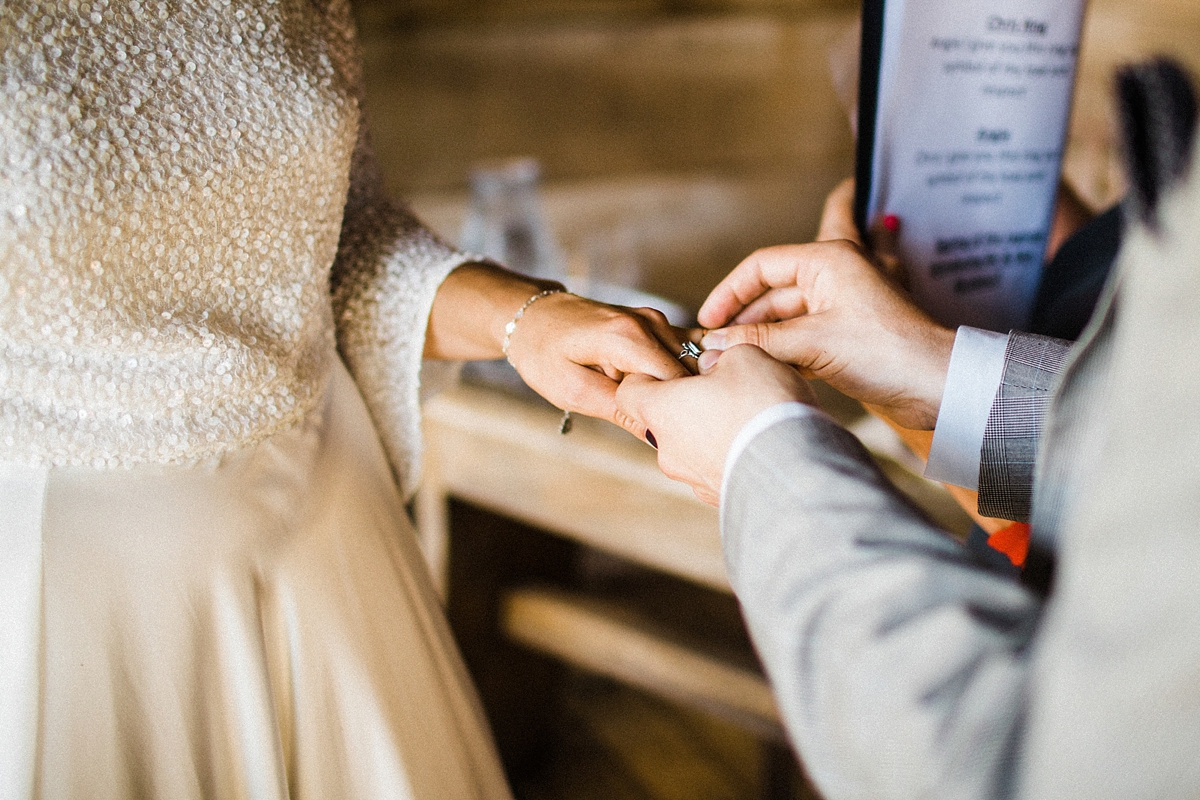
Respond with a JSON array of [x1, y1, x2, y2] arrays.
[[976, 332, 1070, 522], [977, 201, 1125, 522], [723, 119, 1200, 800]]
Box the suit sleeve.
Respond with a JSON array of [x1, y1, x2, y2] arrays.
[[976, 332, 1072, 520], [722, 414, 1043, 799]]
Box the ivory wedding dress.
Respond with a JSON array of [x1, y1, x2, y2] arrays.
[[0, 2, 511, 797]]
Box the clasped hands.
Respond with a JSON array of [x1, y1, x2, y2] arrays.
[[489, 176, 1084, 507], [613, 179, 955, 506], [447, 178, 955, 508]]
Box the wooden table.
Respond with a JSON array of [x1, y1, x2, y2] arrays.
[[417, 382, 786, 736], [416, 381, 973, 747]]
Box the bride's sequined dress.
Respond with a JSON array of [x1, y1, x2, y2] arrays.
[[0, 3, 510, 797]]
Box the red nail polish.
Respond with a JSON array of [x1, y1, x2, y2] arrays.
[[882, 214, 900, 233], [645, 430, 657, 449]]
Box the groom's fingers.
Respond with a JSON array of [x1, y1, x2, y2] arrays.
[[697, 349, 722, 373], [698, 273, 766, 330], [702, 318, 823, 368], [731, 286, 810, 325], [698, 247, 794, 329], [675, 326, 706, 346], [699, 243, 839, 330], [692, 485, 719, 507], [816, 177, 862, 244]]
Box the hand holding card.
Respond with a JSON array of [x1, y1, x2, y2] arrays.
[[855, 0, 1088, 331]]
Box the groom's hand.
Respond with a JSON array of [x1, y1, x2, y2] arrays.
[[616, 345, 815, 506], [696, 239, 954, 431]]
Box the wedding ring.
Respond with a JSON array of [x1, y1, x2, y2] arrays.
[[678, 341, 702, 361]]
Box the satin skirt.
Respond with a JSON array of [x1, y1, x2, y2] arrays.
[[0, 360, 511, 800]]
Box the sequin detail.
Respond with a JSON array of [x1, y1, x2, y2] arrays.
[[0, 1, 467, 489]]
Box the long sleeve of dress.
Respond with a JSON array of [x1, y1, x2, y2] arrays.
[[321, 2, 478, 497]]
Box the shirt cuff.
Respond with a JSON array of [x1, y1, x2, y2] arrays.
[[720, 401, 831, 509], [925, 327, 1010, 490]]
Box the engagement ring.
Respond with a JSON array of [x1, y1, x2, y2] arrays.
[[678, 341, 702, 361]]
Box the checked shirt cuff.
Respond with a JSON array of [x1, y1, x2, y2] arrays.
[[926, 327, 1010, 490]]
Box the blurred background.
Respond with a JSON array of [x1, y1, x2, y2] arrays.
[[350, 2, 1200, 798], [352, 0, 1200, 315]]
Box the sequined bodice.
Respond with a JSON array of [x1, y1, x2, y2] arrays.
[[0, 2, 454, 475]]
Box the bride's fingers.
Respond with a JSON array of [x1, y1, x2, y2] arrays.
[[550, 362, 622, 424], [629, 306, 683, 351], [612, 401, 651, 442], [539, 300, 685, 383], [597, 363, 626, 382], [620, 307, 691, 378]]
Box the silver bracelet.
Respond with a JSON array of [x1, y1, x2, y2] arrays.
[[502, 288, 566, 366]]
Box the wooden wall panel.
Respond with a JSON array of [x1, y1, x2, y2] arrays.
[[350, 0, 1200, 307], [1066, 0, 1200, 209], [355, 10, 857, 193]]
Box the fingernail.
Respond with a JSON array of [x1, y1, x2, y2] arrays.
[[698, 349, 721, 371], [700, 330, 726, 349], [645, 430, 657, 449], [882, 214, 900, 233]]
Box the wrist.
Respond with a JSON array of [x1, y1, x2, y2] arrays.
[[448, 262, 564, 354], [925, 326, 1010, 488], [482, 272, 564, 352], [501, 287, 569, 365], [915, 324, 956, 427], [426, 262, 563, 360]]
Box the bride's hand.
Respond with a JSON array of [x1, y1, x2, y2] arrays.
[[504, 291, 692, 426], [425, 262, 693, 428]]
